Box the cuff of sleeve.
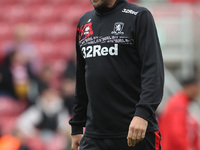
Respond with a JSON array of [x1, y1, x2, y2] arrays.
[[71, 125, 83, 135], [134, 107, 151, 121]]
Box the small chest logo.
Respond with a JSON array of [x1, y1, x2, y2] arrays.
[[111, 22, 124, 35]]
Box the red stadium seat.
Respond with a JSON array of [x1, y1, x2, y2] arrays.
[[0, 0, 16, 5], [0, 97, 27, 134], [4, 5, 29, 23], [25, 23, 44, 40], [37, 41, 56, 60], [29, 5, 61, 23], [0, 97, 27, 114], [0, 23, 13, 40], [18, 0, 45, 5], [48, 0, 68, 5], [42, 23, 75, 41], [0, 0, 98, 65], [55, 41, 74, 59]]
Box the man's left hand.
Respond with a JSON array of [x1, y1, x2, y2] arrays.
[[127, 116, 148, 147]]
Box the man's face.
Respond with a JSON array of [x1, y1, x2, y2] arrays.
[[90, 0, 111, 9], [185, 83, 199, 101], [190, 84, 199, 100]]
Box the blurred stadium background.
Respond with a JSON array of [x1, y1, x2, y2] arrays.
[[0, 0, 200, 150]]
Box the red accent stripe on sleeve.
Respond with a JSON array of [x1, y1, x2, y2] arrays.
[[155, 130, 160, 150]]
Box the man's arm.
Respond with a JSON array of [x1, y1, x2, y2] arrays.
[[69, 27, 89, 150], [127, 9, 164, 147]]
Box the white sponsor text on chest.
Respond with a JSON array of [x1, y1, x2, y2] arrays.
[[122, 8, 138, 15], [82, 44, 118, 58]]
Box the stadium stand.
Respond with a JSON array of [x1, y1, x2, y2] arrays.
[[0, 0, 136, 66], [0, 0, 93, 66], [0, 1, 199, 150], [0, 96, 27, 134]]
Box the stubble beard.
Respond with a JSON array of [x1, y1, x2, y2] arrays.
[[90, 0, 110, 10]]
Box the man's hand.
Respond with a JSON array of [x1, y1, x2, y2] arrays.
[[71, 134, 83, 150], [127, 116, 148, 147]]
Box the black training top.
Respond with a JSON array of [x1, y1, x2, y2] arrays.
[[69, 0, 164, 138]]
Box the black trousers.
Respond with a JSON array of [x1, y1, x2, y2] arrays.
[[80, 131, 161, 150]]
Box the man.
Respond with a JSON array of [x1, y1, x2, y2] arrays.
[[159, 78, 200, 150], [69, 0, 164, 149]]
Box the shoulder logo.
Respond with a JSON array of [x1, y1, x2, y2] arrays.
[[122, 8, 138, 15], [111, 22, 124, 35], [78, 22, 94, 41]]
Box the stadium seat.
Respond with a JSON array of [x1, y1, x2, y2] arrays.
[[44, 23, 75, 41], [0, 96, 27, 134], [0, 0, 16, 5], [48, 0, 68, 5], [0, 0, 81, 63], [7, 5, 28, 23], [18, 0, 45, 5], [29, 5, 60, 23], [0, 0, 107, 64], [25, 23, 44, 40], [0, 97, 27, 114], [0, 23, 13, 40], [55, 41, 74, 59]]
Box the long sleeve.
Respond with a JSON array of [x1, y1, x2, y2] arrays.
[[69, 27, 89, 135], [134, 9, 164, 121]]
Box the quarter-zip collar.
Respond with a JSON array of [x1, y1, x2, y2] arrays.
[[95, 0, 126, 16]]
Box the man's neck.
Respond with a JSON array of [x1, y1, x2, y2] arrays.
[[107, 0, 117, 8]]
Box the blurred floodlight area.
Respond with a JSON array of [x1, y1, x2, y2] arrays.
[[0, 0, 200, 150]]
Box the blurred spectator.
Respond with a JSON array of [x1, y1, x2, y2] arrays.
[[16, 86, 70, 150], [159, 77, 200, 150], [63, 55, 76, 80], [0, 49, 32, 100], [62, 56, 76, 115], [3, 24, 41, 78], [28, 65, 55, 104], [0, 50, 17, 99], [10, 50, 31, 100], [37, 65, 55, 91], [61, 77, 75, 116], [0, 51, 3, 65]]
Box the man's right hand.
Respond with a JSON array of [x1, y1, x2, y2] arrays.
[[71, 134, 83, 150]]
